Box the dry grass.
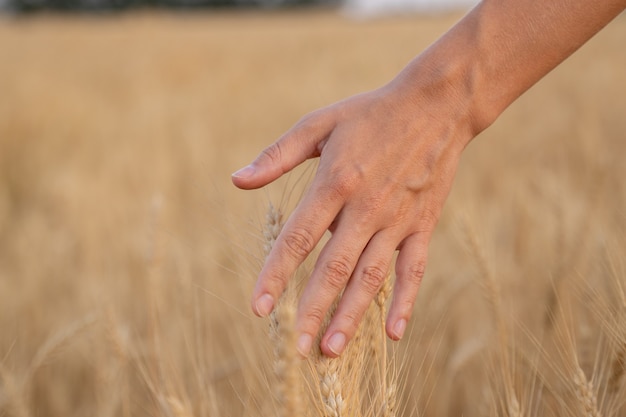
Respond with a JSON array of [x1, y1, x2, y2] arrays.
[[1, 8, 626, 417]]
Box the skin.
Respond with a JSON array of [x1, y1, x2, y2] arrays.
[[232, 0, 626, 358]]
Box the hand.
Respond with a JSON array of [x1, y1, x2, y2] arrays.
[[232, 72, 475, 358], [232, 0, 625, 359]]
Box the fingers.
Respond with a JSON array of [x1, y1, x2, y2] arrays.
[[386, 233, 430, 341], [302, 228, 429, 358], [231, 111, 335, 190], [319, 231, 397, 357], [256, 188, 434, 358], [250, 179, 345, 317], [255, 184, 434, 358], [293, 218, 374, 357]]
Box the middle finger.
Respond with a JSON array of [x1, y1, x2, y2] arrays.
[[295, 211, 374, 356]]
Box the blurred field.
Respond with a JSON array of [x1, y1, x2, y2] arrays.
[[1, 9, 626, 417]]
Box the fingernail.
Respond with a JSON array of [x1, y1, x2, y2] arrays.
[[327, 332, 346, 356], [232, 165, 255, 179], [254, 294, 274, 317], [392, 319, 407, 340], [297, 333, 313, 357]]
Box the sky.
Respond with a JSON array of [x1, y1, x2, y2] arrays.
[[343, 0, 478, 16]]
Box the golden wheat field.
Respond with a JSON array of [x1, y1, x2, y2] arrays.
[[1, 8, 626, 417]]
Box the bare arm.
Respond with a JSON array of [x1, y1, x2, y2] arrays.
[[232, 0, 626, 358], [413, 0, 626, 133]]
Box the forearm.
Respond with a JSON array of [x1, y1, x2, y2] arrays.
[[389, 0, 626, 139]]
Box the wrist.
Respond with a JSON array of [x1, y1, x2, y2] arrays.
[[383, 8, 502, 147], [389, 0, 626, 144], [383, 52, 487, 151]]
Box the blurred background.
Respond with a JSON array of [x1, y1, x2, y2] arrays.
[[0, 0, 478, 13], [1, 2, 625, 416]]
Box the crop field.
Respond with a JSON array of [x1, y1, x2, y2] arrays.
[[0, 9, 625, 417]]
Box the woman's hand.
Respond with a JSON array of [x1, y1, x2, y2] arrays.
[[232, 0, 626, 358], [232, 72, 475, 357]]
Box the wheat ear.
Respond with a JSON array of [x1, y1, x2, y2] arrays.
[[572, 365, 602, 417], [311, 296, 348, 417], [376, 275, 397, 417], [264, 203, 303, 417], [317, 355, 347, 417]]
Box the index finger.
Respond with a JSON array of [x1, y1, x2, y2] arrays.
[[251, 179, 344, 317]]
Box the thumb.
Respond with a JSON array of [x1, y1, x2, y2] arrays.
[[231, 111, 335, 190]]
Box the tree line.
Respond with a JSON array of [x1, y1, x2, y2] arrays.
[[5, 0, 336, 13]]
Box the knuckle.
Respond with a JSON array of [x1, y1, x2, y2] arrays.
[[322, 257, 353, 290], [418, 206, 440, 231], [282, 228, 316, 259], [293, 114, 318, 138], [406, 260, 427, 288], [338, 308, 361, 332], [365, 193, 386, 212], [360, 265, 388, 294], [324, 169, 359, 200], [357, 194, 387, 223], [261, 142, 283, 166], [297, 110, 321, 126], [399, 297, 418, 317], [303, 304, 326, 329], [267, 270, 290, 292]]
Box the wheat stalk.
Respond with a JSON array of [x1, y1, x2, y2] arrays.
[[460, 217, 522, 417], [0, 364, 28, 417], [263, 203, 303, 417], [166, 396, 194, 417], [270, 291, 301, 417], [375, 275, 397, 417], [607, 342, 625, 394]]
